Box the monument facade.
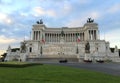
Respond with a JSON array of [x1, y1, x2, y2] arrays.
[[5, 18, 120, 62]]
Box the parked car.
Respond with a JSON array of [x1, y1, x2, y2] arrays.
[[96, 60, 104, 63], [84, 59, 92, 63], [59, 59, 67, 63]]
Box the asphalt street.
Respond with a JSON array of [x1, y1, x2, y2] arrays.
[[45, 62, 120, 76]]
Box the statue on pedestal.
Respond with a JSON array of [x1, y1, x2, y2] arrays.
[[61, 28, 65, 37], [40, 46, 42, 55], [76, 46, 79, 54], [85, 41, 90, 53], [60, 28, 65, 43], [20, 42, 26, 53]]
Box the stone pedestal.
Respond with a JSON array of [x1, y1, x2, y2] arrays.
[[84, 53, 92, 60], [20, 53, 27, 62], [60, 37, 64, 44]]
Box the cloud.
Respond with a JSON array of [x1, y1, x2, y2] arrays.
[[79, 0, 91, 4], [0, 35, 17, 44], [0, 50, 6, 55], [62, 1, 72, 15], [66, 11, 101, 27], [89, 12, 100, 19], [66, 18, 85, 27], [0, 35, 17, 54], [33, 7, 56, 17], [33, 7, 45, 16], [100, 28, 120, 48], [1, 28, 6, 32], [0, 13, 13, 24], [20, 12, 29, 17], [106, 29, 120, 41], [0, 35, 22, 53], [108, 4, 120, 13], [1, 0, 12, 4], [46, 10, 56, 17], [0, 0, 12, 5]]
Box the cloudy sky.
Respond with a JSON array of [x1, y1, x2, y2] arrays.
[[0, 0, 120, 54]]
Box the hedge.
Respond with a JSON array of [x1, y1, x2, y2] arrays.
[[0, 62, 43, 68]]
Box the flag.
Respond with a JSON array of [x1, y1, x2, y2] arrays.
[[41, 34, 45, 43], [77, 35, 80, 42]]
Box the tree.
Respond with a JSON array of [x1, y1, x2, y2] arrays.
[[0, 53, 7, 62]]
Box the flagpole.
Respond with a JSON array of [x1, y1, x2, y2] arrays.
[[76, 33, 80, 54], [104, 32, 105, 40], [30, 31, 31, 40]]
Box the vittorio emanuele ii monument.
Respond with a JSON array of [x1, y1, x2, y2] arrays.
[[5, 18, 120, 62]]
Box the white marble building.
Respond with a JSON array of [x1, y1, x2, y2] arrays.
[[5, 18, 120, 62]]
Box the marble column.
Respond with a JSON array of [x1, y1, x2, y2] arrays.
[[55, 33, 57, 42], [69, 33, 70, 42], [87, 30, 89, 40], [38, 31, 40, 41], [68, 34, 69, 42], [35, 31, 36, 40], [36, 31, 38, 40], [79, 33, 82, 41], [92, 30, 93, 40], [57, 33, 58, 42], [49, 33, 50, 42], [65, 33, 67, 42], [39, 31, 41, 41], [94, 30, 96, 40], [50, 33, 52, 42], [33, 31, 35, 40], [48, 33, 50, 42], [45, 33, 47, 42], [34, 31, 35, 40], [51, 33, 52, 42], [97, 30, 99, 40], [93, 30, 94, 40], [38, 31, 39, 40], [89, 30, 91, 40], [58, 34, 59, 42], [65, 33, 66, 42], [83, 32, 84, 41]]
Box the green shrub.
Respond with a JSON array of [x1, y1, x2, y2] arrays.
[[104, 59, 112, 62], [0, 62, 43, 68]]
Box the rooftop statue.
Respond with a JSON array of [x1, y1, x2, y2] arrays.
[[36, 19, 43, 24], [87, 18, 94, 23]]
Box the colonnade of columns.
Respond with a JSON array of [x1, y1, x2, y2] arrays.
[[32, 30, 98, 42], [45, 33, 84, 42], [88, 30, 97, 40], [33, 31, 41, 40]]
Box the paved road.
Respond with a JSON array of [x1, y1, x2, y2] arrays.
[[45, 62, 120, 76]]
